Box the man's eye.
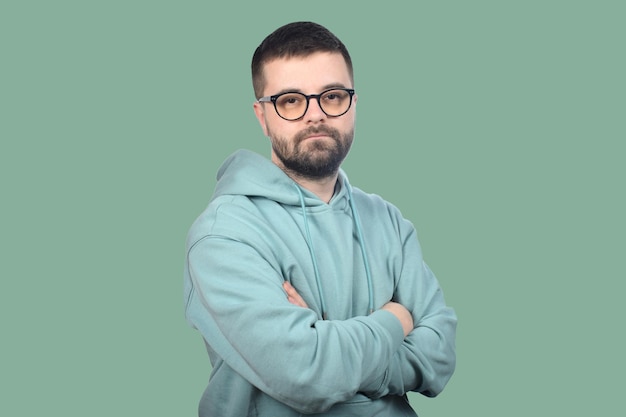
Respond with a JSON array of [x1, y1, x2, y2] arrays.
[[278, 95, 303, 107]]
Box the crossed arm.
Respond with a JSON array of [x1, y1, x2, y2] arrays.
[[283, 281, 414, 337], [283, 270, 456, 399]]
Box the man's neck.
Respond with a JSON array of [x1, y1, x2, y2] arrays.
[[279, 168, 338, 203], [292, 174, 338, 203]]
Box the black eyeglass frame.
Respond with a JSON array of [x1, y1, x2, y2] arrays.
[[257, 88, 356, 121]]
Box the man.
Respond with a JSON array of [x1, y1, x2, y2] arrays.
[[184, 21, 456, 416]]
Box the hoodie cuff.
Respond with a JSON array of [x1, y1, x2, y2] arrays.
[[369, 309, 405, 345], [357, 310, 405, 397]]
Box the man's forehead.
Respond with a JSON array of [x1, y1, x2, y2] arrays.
[[261, 52, 352, 91]]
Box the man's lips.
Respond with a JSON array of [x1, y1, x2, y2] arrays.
[[304, 134, 329, 140]]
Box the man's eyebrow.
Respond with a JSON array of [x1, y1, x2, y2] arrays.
[[269, 83, 351, 96], [320, 83, 350, 90], [268, 88, 303, 96]]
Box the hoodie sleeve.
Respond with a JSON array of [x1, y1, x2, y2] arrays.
[[367, 218, 457, 399], [184, 208, 406, 414]]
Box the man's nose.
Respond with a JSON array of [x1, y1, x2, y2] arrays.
[[304, 97, 326, 121]]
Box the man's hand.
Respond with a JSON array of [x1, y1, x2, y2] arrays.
[[381, 302, 414, 337], [283, 281, 309, 308]]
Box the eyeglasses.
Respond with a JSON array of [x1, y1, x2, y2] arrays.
[[257, 88, 355, 121]]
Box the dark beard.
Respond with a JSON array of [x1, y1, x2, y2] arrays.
[[271, 125, 354, 180]]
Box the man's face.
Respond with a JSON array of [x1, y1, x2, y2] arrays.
[[253, 52, 357, 180]]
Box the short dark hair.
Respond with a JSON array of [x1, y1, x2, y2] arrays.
[[251, 21, 354, 99]]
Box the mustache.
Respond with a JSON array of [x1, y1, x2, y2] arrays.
[[294, 126, 340, 143]]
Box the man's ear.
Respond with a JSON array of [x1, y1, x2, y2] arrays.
[[253, 102, 269, 137]]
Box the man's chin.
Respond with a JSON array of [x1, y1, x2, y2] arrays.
[[301, 138, 335, 152], [283, 156, 341, 180]]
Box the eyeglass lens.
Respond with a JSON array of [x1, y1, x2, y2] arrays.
[[275, 89, 352, 120]]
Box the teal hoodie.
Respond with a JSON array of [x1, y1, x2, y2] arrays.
[[184, 150, 456, 416]]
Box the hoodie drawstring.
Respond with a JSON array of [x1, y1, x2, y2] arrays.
[[294, 183, 374, 319], [346, 185, 375, 315], [295, 185, 327, 320]]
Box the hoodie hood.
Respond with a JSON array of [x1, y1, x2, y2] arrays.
[[213, 149, 348, 208]]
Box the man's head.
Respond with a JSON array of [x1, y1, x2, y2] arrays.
[[252, 22, 357, 181], [251, 21, 353, 100]]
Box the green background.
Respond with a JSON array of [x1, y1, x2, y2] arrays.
[[2, 1, 624, 415]]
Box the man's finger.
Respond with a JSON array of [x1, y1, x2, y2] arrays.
[[283, 281, 309, 308]]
